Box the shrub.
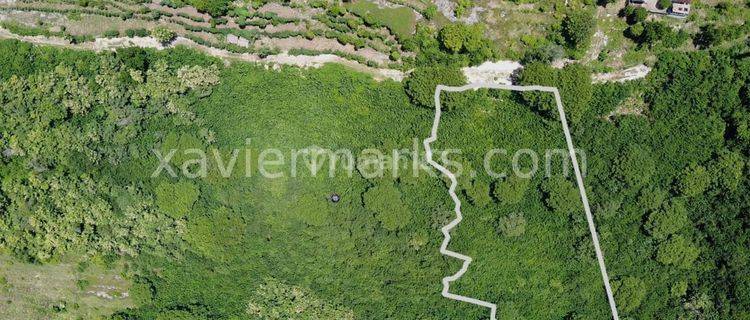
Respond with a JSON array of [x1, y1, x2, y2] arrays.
[[424, 5, 438, 20], [497, 213, 526, 237], [151, 26, 176, 44], [189, 0, 230, 17], [561, 10, 595, 51], [656, 235, 700, 269], [389, 50, 401, 61], [125, 28, 150, 38], [541, 176, 581, 214], [405, 65, 466, 108], [103, 29, 120, 38], [155, 181, 200, 219], [363, 183, 412, 231]]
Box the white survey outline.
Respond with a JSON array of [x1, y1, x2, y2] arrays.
[[423, 83, 620, 320]]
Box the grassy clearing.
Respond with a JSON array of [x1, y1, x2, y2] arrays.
[[346, 0, 416, 38], [0, 255, 133, 319], [477, 1, 559, 59]]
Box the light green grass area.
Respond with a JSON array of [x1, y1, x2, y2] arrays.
[[0, 255, 133, 319], [474, 1, 560, 59], [346, 0, 416, 38]]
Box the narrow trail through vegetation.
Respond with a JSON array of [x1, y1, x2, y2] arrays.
[[0, 26, 406, 81]]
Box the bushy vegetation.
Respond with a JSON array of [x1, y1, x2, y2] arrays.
[[189, 0, 231, 17], [1, 4, 750, 317], [0, 40, 219, 262], [561, 9, 596, 56], [151, 26, 176, 44], [576, 49, 750, 319]]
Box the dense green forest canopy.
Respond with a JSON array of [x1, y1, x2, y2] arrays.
[[0, 33, 749, 320]]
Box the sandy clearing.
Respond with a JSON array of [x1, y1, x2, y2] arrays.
[[87, 36, 163, 51], [462, 60, 522, 85], [585, 30, 609, 63], [592, 64, 651, 83], [464, 60, 651, 85], [435, 0, 457, 21]]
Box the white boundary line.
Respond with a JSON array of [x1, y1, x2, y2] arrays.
[[423, 83, 620, 320]]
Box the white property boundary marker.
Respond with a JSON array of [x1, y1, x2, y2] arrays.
[[423, 83, 620, 320]]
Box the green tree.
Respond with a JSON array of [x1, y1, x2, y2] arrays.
[[557, 63, 593, 123], [709, 150, 745, 191], [677, 163, 711, 197], [436, 23, 495, 64], [497, 212, 526, 237], [493, 176, 530, 205], [245, 278, 354, 319], [517, 62, 558, 115], [455, 0, 471, 18], [646, 200, 689, 239], [657, 235, 700, 269], [516, 62, 592, 123], [404, 65, 466, 108], [614, 277, 647, 313], [293, 194, 330, 226], [657, 0, 672, 10], [439, 24, 466, 53], [521, 43, 564, 64], [627, 23, 645, 39], [466, 179, 492, 207], [624, 6, 648, 25], [695, 24, 743, 48], [561, 10, 595, 51], [184, 207, 244, 261], [155, 181, 199, 218], [177, 64, 220, 96], [541, 176, 580, 214], [616, 144, 656, 189], [151, 26, 176, 44], [424, 5, 438, 20], [363, 183, 412, 231]]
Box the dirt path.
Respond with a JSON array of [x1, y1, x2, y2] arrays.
[[462, 60, 522, 85], [0, 27, 405, 81], [0, 25, 651, 84], [592, 64, 652, 83], [462, 60, 650, 85]]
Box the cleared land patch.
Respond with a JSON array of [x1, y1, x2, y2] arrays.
[[0, 255, 133, 319], [346, 0, 416, 39]]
